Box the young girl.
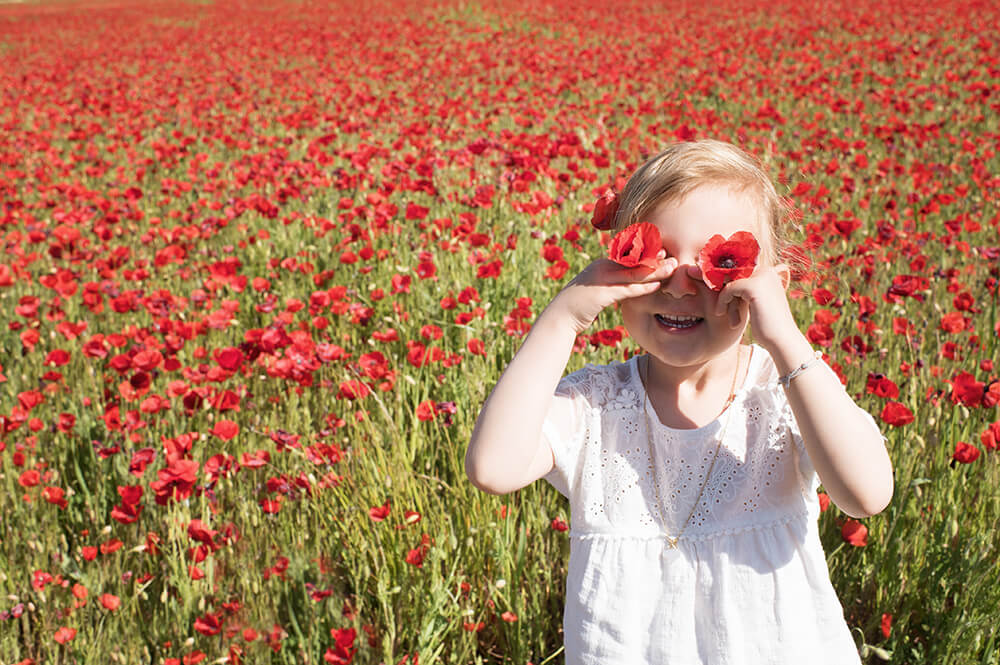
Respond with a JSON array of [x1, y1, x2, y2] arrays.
[[465, 140, 894, 663]]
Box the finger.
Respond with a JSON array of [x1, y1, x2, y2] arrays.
[[729, 299, 742, 328], [655, 257, 679, 279], [628, 257, 677, 284], [715, 284, 733, 317], [731, 298, 749, 329], [618, 279, 665, 301]]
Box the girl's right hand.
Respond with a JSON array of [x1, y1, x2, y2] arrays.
[[551, 252, 679, 335]]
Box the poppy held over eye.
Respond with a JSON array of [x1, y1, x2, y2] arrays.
[[608, 222, 661, 269], [697, 231, 760, 291]]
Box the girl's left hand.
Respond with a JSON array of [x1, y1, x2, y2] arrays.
[[713, 264, 799, 351]]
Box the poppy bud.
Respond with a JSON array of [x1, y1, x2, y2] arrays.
[[591, 188, 619, 231]]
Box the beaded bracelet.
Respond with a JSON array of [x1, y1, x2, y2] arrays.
[[778, 350, 823, 388]]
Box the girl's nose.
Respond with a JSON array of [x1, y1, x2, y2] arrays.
[[660, 262, 702, 297]]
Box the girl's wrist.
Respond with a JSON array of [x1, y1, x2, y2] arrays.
[[761, 330, 817, 376], [537, 295, 589, 339]]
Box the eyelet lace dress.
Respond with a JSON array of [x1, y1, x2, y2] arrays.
[[542, 344, 881, 664]]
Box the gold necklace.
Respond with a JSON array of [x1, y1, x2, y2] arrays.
[[640, 347, 747, 548]]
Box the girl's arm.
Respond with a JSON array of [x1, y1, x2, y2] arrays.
[[464, 304, 577, 495], [716, 266, 894, 518], [466, 257, 675, 495], [769, 330, 894, 518]]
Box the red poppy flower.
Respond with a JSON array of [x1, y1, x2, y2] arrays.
[[985, 381, 999, 408], [194, 612, 221, 636], [866, 373, 900, 399], [211, 420, 239, 441], [949, 372, 984, 407], [697, 231, 760, 290], [881, 613, 892, 639], [952, 441, 980, 464], [806, 322, 834, 347], [879, 401, 914, 427], [608, 222, 661, 269], [981, 421, 1000, 450], [214, 347, 244, 370], [590, 188, 619, 230], [100, 593, 121, 611], [54, 626, 77, 644], [841, 519, 868, 546], [368, 500, 390, 522]]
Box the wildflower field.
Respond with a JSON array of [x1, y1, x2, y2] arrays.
[[1, 0, 999, 663]]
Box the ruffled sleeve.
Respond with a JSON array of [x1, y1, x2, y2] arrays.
[[541, 364, 600, 499]]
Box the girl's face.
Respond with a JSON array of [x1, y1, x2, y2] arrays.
[[620, 184, 769, 370]]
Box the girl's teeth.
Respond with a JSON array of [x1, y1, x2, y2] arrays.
[[655, 314, 703, 328]]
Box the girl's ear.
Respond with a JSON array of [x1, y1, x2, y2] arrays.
[[775, 263, 792, 290]]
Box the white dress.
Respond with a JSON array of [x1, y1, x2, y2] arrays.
[[542, 344, 879, 664]]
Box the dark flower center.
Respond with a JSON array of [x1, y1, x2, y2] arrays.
[[717, 256, 737, 269]]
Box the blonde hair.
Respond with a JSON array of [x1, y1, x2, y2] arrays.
[[613, 140, 793, 268]]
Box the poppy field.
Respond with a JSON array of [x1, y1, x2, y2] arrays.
[[1, 0, 999, 663]]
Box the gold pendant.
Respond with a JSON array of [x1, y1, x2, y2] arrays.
[[667, 536, 678, 549]]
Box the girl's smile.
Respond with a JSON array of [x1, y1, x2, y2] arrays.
[[653, 313, 704, 331]]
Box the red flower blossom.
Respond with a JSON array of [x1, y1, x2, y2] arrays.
[[19, 470, 41, 488], [985, 381, 1000, 408], [608, 222, 661, 269], [884, 274, 930, 304], [100, 538, 123, 554], [841, 519, 868, 546], [952, 441, 980, 464], [881, 613, 892, 639], [590, 188, 620, 231], [879, 401, 913, 427], [369, 500, 390, 522], [405, 533, 431, 567], [415, 400, 435, 421], [214, 347, 245, 370], [697, 231, 759, 291], [949, 372, 985, 407], [212, 420, 239, 441], [939, 311, 967, 333], [812, 288, 836, 305], [866, 373, 899, 399], [806, 322, 834, 347], [194, 612, 221, 636], [44, 349, 71, 366], [43, 486, 67, 509], [129, 448, 156, 477], [110, 500, 142, 525], [981, 421, 1000, 450], [53, 626, 77, 645], [150, 459, 200, 506], [324, 627, 358, 665]]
